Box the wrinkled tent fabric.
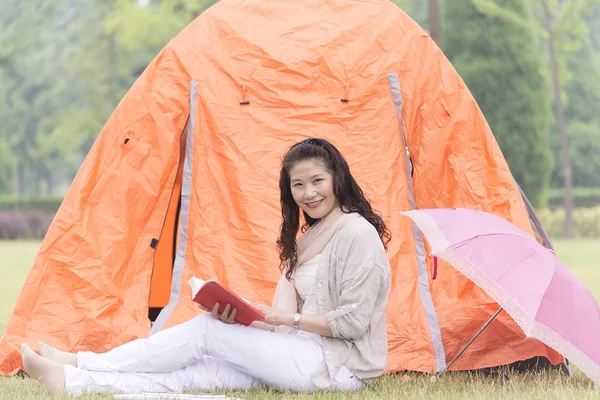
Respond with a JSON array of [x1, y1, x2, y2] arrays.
[[0, 0, 562, 376]]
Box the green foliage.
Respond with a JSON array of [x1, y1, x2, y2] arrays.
[[0, 196, 63, 213], [548, 32, 600, 188], [473, 0, 599, 82], [391, 0, 429, 28], [472, 0, 543, 34], [0, 138, 14, 195], [542, 0, 599, 83], [550, 121, 600, 188], [46, 0, 219, 181], [587, 4, 600, 52], [0, 0, 92, 195], [563, 37, 600, 124], [472, 0, 600, 200], [444, 0, 553, 207], [0, 70, 14, 194], [548, 187, 600, 208], [105, 0, 208, 52], [552, 5, 600, 190], [538, 206, 600, 238], [48, 1, 133, 164], [0, 0, 216, 197]]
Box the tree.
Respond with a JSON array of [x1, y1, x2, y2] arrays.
[[53, 0, 216, 168], [0, 0, 50, 196], [444, 0, 553, 208], [585, 3, 600, 51], [543, 0, 574, 236], [392, 0, 437, 36], [47, 0, 133, 168], [0, 0, 91, 196], [551, 34, 600, 188], [429, 0, 443, 49], [0, 0, 217, 197], [559, 122, 600, 187], [563, 38, 600, 125], [0, 69, 15, 195], [472, 0, 600, 237], [104, 0, 209, 53]]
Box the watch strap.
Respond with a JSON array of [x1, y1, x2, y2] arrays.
[[293, 313, 302, 329]]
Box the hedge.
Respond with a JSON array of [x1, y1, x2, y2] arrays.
[[3, 189, 599, 214], [547, 187, 600, 209], [0, 196, 63, 213], [0, 211, 55, 240], [537, 206, 600, 239]]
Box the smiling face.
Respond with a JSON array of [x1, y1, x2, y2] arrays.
[[289, 159, 338, 220]]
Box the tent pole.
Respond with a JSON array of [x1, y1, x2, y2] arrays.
[[563, 357, 573, 377], [437, 306, 503, 375]]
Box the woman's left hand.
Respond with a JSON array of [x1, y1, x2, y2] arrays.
[[253, 304, 291, 326]]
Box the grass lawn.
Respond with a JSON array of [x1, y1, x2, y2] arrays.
[[0, 239, 599, 399]]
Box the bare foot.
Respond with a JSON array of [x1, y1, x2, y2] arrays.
[[38, 341, 78, 367], [21, 343, 66, 394]]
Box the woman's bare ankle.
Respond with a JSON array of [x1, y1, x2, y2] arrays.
[[38, 342, 78, 367]]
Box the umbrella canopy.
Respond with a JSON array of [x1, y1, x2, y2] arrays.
[[401, 208, 600, 385]]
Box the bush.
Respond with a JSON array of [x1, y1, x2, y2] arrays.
[[0, 211, 54, 240], [537, 206, 600, 239], [547, 187, 600, 209], [0, 196, 63, 213]]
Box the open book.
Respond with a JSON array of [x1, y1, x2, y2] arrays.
[[188, 276, 265, 326]]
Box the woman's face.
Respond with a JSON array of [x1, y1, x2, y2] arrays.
[[289, 159, 338, 220]]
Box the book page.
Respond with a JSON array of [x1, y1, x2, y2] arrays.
[[188, 276, 207, 298]]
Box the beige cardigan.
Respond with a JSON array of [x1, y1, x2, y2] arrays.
[[274, 216, 391, 389]]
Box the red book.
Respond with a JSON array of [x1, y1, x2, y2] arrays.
[[188, 277, 265, 326]]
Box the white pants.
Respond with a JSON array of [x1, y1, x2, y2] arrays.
[[64, 313, 363, 395]]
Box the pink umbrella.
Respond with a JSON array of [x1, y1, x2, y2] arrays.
[[400, 208, 600, 385]]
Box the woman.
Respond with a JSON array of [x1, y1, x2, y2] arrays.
[[21, 138, 392, 395]]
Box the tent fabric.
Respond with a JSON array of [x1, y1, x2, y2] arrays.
[[151, 81, 198, 336], [388, 72, 446, 371], [0, 0, 563, 376], [149, 119, 187, 308]]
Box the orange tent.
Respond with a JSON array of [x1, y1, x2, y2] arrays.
[[0, 0, 562, 375]]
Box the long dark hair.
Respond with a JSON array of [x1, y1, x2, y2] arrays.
[[277, 138, 391, 280]]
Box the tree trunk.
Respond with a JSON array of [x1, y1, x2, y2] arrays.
[[543, 2, 574, 238], [428, 0, 443, 49], [14, 161, 24, 198], [44, 166, 54, 196], [34, 170, 41, 196]]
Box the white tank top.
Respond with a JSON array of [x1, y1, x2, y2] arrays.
[[293, 254, 322, 344]]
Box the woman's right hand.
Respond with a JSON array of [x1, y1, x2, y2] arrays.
[[199, 302, 238, 324]]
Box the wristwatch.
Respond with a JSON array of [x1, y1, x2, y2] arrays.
[[293, 313, 303, 329]]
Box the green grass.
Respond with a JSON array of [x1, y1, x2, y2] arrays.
[[553, 239, 600, 300], [0, 239, 599, 399], [0, 242, 40, 334]]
